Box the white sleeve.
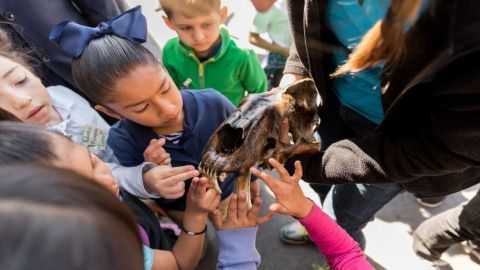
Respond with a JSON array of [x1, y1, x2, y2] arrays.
[[107, 162, 161, 199]]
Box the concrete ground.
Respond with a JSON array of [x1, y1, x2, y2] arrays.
[[126, 1, 480, 269]]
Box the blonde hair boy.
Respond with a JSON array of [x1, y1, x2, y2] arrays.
[[158, 0, 267, 107], [160, 0, 222, 19]]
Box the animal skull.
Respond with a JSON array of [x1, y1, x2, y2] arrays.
[[199, 79, 321, 204]]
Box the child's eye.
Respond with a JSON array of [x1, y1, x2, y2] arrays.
[[134, 103, 149, 113], [15, 76, 29, 86], [202, 23, 212, 28], [179, 26, 192, 31], [161, 83, 171, 95]]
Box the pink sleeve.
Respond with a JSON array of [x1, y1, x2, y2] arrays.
[[298, 204, 374, 270]]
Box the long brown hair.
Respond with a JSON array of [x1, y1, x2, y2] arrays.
[[332, 0, 422, 76], [0, 27, 34, 70]]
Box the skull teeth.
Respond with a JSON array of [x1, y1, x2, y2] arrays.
[[198, 164, 223, 194]]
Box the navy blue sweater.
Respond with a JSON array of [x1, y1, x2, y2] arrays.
[[108, 89, 237, 210]]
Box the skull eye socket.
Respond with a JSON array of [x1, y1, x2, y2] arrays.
[[217, 125, 244, 155]]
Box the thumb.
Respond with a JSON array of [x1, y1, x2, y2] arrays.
[[211, 209, 223, 230], [279, 118, 290, 144], [269, 203, 289, 216]]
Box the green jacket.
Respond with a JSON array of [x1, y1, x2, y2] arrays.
[[162, 28, 267, 106]]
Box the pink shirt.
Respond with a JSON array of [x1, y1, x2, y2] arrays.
[[299, 204, 374, 270]]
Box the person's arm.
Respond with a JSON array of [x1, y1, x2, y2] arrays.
[[148, 177, 220, 270], [248, 32, 289, 57], [299, 204, 373, 270], [277, 37, 307, 87], [211, 193, 274, 270], [71, 0, 122, 24], [250, 159, 374, 270], [285, 55, 480, 185]]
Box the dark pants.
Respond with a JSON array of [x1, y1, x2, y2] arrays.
[[413, 189, 480, 261], [315, 94, 404, 249], [264, 52, 287, 89]]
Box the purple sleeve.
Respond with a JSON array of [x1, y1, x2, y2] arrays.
[[216, 227, 260, 270], [299, 204, 374, 270], [137, 224, 150, 247]]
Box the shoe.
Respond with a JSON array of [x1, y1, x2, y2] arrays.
[[416, 196, 445, 208], [279, 221, 311, 245], [463, 241, 480, 264]]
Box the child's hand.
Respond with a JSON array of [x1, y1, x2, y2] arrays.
[[250, 158, 313, 219], [91, 154, 120, 197], [143, 138, 171, 165], [186, 177, 221, 216], [143, 165, 199, 199], [250, 180, 261, 201], [211, 192, 274, 231]]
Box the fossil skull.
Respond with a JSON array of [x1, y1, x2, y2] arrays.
[[199, 79, 321, 199]]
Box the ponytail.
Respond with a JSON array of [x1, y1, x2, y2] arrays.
[[332, 0, 422, 77]]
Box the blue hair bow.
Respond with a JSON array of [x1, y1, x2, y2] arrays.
[[49, 6, 147, 58]]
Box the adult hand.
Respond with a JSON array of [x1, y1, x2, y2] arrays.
[[143, 138, 171, 165], [211, 192, 274, 230], [250, 158, 313, 219], [278, 73, 306, 87], [143, 165, 198, 199], [279, 118, 290, 144]]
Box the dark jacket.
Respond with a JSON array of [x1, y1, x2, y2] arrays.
[[285, 0, 480, 197], [0, 0, 122, 92], [108, 90, 238, 210]]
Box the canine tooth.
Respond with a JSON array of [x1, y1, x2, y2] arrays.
[[213, 178, 222, 194]]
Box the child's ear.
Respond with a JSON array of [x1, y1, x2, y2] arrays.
[[219, 6, 228, 24], [163, 16, 174, 30], [94, 105, 122, 120]]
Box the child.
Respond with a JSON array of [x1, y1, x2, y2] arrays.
[[0, 122, 220, 270], [249, 0, 291, 88], [159, 0, 268, 106], [0, 165, 145, 270], [0, 28, 196, 201], [50, 6, 247, 219]]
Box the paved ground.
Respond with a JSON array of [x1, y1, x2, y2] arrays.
[[126, 1, 480, 269]]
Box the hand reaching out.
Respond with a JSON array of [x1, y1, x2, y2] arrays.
[[211, 192, 274, 231], [143, 138, 171, 165], [186, 177, 221, 215], [143, 165, 199, 199], [250, 158, 313, 219]]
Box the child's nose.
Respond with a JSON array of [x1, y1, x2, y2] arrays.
[[193, 29, 205, 42]]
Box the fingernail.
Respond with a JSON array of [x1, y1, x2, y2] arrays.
[[193, 170, 199, 176]]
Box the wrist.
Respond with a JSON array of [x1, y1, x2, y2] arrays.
[[183, 209, 208, 231], [141, 163, 157, 194], [294, 198, 314, 219]]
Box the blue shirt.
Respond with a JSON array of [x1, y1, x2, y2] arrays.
[[108, 89, 238, 210], [325, 0, 390, 124]]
